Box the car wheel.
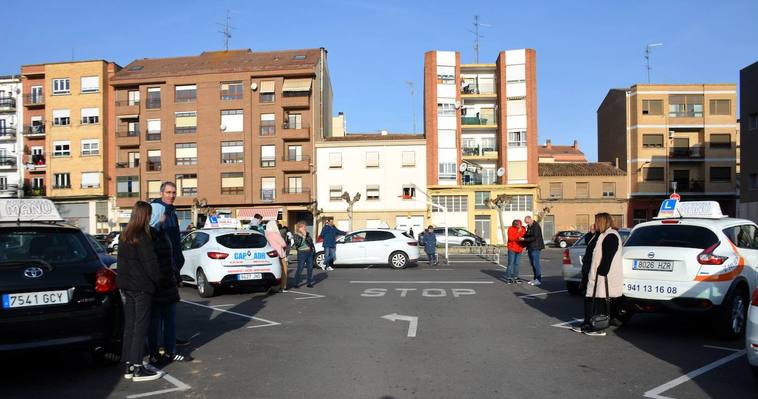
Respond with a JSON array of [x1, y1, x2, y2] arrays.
[[559, 240, 568, 248], [315, 252, 325, 269], [196, 268, 215, 298], [112, 244, 118, 253], [462, 240, 473, 246], [714, 286, 748, 338], [389, 251, 409, 269], [91, 346, 120, 366], [566, 281, 581, 295], [612, 307, 634, 326]]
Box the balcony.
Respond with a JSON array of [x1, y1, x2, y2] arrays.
[[669, 146, 705, 160], [146, 161, 161, 172], [260, 189, 276, 202], [115, 100, 140, 117], [117, 192, 140, 199], [462, 146, 498, 159], [116, 128, 140, 147], [0, 128, 17, 141], [23, 124, 46, 138], [280, 187, 311, 202], [145, 131, 161, 141], [28, 154, 46, 171], [461, 85, 496, 96], [0, 184, 20, 197], [281, 92, 310, 108], [673, 179, 705, 193], [23, 94, 44, 107], [116, 161, 139, 170], [281, 122, 310, 140], [0, 156, 17, 169], [23, 184, 46, 197], [0, 97, 16, 112], [281, 154, 311, 172]]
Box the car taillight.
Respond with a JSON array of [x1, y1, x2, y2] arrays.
[[266, 250, 279, 257], [751, 288, 758, 306], [697, 242, 727, 265], [562, 249, 571, 265], [661, 219, 680, 224], [95, 267, 117, 293], [407, 241, 418, 246], [207, 252, 229, 260]]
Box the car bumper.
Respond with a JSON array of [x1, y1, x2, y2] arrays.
[[623, 278, 731, 307], [216, 272, 280, 288], [747, 306, 758, 367], [562, 264, 582, 283]]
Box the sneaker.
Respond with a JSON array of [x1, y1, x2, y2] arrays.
[[164, 353, 193, 363], [583, 329, 607, 337], [505, 278, 513, 284], [306, 284, 314, 288], [319, 264, 326, 270], [515, 278, 523, 284], [175, 338, 191, 347], [570, 324, 590, 333], [281, 288, 289, 293], [131, 365, 162, 382], [124, 362, 134, 379], [326, 266, 334, 271], [147, 354, 165, 367], [528, 279, 542, 286]]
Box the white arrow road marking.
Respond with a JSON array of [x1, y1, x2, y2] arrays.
[[381, 313, 418, 337], [284, 289, 326, 300], [126, 365, 191, 398], [180, 300, 281, 329]]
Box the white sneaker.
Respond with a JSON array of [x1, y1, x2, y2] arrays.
[[326, 266, 334, 271], [528, 279, 542, 286], [319, 265, 326, 270]]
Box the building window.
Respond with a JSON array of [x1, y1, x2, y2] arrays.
[[221, 141, 244, 164], [668, 94, 703, 118], [437, 66, 455, 84], [80, 107, 100, 124], [147, 119, 161, 141], [175, 85, 197, 103], [576, 182, 589, 199], [366, 185, 380, 200], [175, 111, 197, 134], [52, 78, 70, 95], [287, 145, 303, 161], [642, 134, 664, 148], [365, 152, 379, 168], [32, 177, 44, 190], [53, 173, 71, 189], [146, 87, 161, 109], [502, 195, 533, 212], [329, 152, 342, 168], [53, 141, 71, 157], [329, 186, 342, 201], [710, 134, 731, 149], [53, 109, 70, 126], [643, 167, 664, 181], [261, 145, 276, 168], [641, 99, 663, 115], [261, 177, 275, 201], [750, 173, 758, 190], [176, 174, 198, 196], [285, 113, 302, 129], [220, 81, 243, 100], [147, 150, 161, 171], [438, 162, 456, 180], [508, 130, 527, 147], [709, 99, 731, 115], [549, 182, 563, 199], [175, 143, 198, 165], [147, 180, 162, 199], [402, 185, 416, 199], [286, 177, 304, 194], [431, 195, 469, 212], [80, 76, 99, 93], [475, 191, 490, 209], [221, 172, 244, 195], [576, 214, 590, 232], [81, 172, 100, 189], [437, 102, 456, 116], [260, 81, 275, 103], [710, 167, 731, 183], [81, 139, 100, 156], [260, 113, 276, 136], [220, 109, 243, 132], [128, 90, 140, 106], [401, 151, 416, 167], [602, 182, 616, 197], [633, 209, 647, 226]]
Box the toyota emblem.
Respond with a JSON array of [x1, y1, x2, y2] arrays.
[[23, 267, 44, 278], [647, 252, 655, 259]]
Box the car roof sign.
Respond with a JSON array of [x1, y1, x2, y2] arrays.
[[654, 200, 726, 219], [0, 199, 63, 223], [203, 216, 242, 229]]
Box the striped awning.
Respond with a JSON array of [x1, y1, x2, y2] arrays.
[[237, 207, 282, 221]]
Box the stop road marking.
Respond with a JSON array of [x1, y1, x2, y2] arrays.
[[361, 288, 476, 297]]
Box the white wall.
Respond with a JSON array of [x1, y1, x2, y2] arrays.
[[0, 78, 23, 197]]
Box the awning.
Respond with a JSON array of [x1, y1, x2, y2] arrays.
[[260, 81, 275, 93], [117, 114, 139, 119], [237, 207, 282, 221], [282, 78, 312, 92]]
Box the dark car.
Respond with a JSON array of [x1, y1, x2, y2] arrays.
[[93, 234, 109, 245], [0, 218, 122, 364], [553, 230, 584, 248], [86, 234, 117, 267]]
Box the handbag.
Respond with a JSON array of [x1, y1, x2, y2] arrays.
[[589, 274, 611, 331]]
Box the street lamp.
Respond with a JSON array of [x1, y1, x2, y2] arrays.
[[341, 191, 361, 231]]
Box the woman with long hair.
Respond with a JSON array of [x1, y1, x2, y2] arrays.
[[116, 201, 163, 381], [505, 219, 526, 283], [291, 221, 316, 288], [265, 220, 289, 292]]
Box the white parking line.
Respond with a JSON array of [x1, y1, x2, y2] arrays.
[[643, 346, 747, 399], [126, 365, 191, 398], [284, 289, 325, 300], [422, 268, 454, 271], [350, 280, 494, 284], [518, 290, 569, 299], [180, 300, 281, 329], [551, 318, 583, 329]]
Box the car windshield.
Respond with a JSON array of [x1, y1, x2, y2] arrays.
[[216, 233, 268, 249], [0, 227, 98, 265], [625, 225, 719, 249]]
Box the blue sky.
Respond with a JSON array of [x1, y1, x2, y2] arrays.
[[2, 0, 756, 160]]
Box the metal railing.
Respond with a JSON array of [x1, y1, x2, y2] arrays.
[[669, 147, 704, 158], [115, 100, 140, 107], [23, 125, 46, 136], [23, 185, 45, 196], [674, 180, 705, 192], [0, 128, 16, 140], [283, 154, 311, 162], [23, 94, 44, 105], [0, 98, 17, 109], [0, 157, 17, 167], [117, 129, 140, 138], [282, 187, 311, 194], [0, 183, 19, 192], [282, 121, 308, 129]]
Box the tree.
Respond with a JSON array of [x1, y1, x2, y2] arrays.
[[485, 194, 512, 246]]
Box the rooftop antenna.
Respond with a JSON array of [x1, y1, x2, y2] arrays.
[[468, 15, 490, 64], [405, 81, 416, 134], [645, 43, 663, 83], [216, 9, 238, 51]]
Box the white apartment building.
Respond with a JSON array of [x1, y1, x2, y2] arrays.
[[0, 75, 23, 198]]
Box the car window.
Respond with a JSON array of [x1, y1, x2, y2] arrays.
[[729, 225, 758, 249], [0, 227, 98, 265], [181, 233, 195, 250], [87, 235, 106, 253], [433, 228, 444, 234], [193, 232, 210, 249], [626, 225, 719, 249], [343, 232, 367, 243], [366, 231, 395, 241], [216, 233, 267, 249]]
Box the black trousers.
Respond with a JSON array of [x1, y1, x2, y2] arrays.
[[121, 289, 153, 364]]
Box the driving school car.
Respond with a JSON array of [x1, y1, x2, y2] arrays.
[[621, 201, 757, 338], [179, 223, 282, 297]]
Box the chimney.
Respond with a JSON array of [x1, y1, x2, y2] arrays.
[[573, 139, 579, 149], [545, 139, 552, 149]]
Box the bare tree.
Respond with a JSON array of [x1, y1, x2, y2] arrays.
[[341, 192, 361, 231], [485, 194, 512, 245]]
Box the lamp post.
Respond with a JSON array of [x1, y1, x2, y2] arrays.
[[341, 192, 361, 231]]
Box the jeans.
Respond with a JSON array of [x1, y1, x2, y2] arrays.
[[294, 251, 314, 286], [324, 246, 336, 267], [121, 290, 152, 364], [506, 250, 522, 279], [426, 251, 437, 265], [148, 302, 177, 356], [528, 249, 542, 282]]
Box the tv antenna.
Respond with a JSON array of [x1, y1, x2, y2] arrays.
[[217, 10, 238, 51], [405, 81, 416, 134], [468, 15, 490, 64], [645, 43, 663, 83]]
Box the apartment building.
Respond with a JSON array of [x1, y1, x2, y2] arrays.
[[315, 134, 426, 233], [20, 61, 120, 233], [598, 84, 739, 225], [740, 61, 758, 222], [0, 75, 23, 198], [538, 162, 627, 236], [109, 48, 332, 230], [424, 49, 539, 244], [538, 139, 587, 163]]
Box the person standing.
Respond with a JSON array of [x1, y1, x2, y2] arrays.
[[249, 213, 265, 233], [573, 213, 623, 336], [579, 224, 599, 294], [292, 221, 316, 288], [505, 219, 526, 284], [522, 215, 545, 286], [408, 227, 415, 239], [266, 220, 289, 292], [318, 219, 346, 271], [422, 225, 438, 266], [116, 201, 163, 382]]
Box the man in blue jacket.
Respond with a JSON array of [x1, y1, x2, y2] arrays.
[[318, 219, 346, 271]]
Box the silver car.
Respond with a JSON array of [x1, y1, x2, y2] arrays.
[[562, 229, 630, 295], [433, 227, 486, 246]]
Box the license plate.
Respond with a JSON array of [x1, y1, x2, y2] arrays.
[[2, 290, 69, 309], [633, 260, 674, 272], [237, 273, 262, 281]]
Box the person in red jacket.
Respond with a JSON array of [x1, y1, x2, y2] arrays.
[[505, 219, 526, 283]]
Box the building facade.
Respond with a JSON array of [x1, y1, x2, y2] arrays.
[[598, 84, 739, 225], [537, 163, 627, 237], [109, 48, 332, 230], [424, 49, 539, 244], [20, 61, 119, 233], [315, 134, 426, 233], [0, 75, 22, 198], [740, 61, 758, 222], [538, 139, 586, 163]]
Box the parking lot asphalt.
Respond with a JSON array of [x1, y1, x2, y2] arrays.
[[2, 248, 757, 399]]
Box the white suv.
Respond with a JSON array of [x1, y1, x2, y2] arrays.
[[621, 202, 757, 338], [315, 229, 419, 269]]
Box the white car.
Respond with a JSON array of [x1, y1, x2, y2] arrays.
[[748, 287, 758, 376], [562, 229, 630, 295], [179, 228, 282, 297], [107, 233, 120, 253], [314, 229, 419, 269], [621, 202, 757, 338]]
